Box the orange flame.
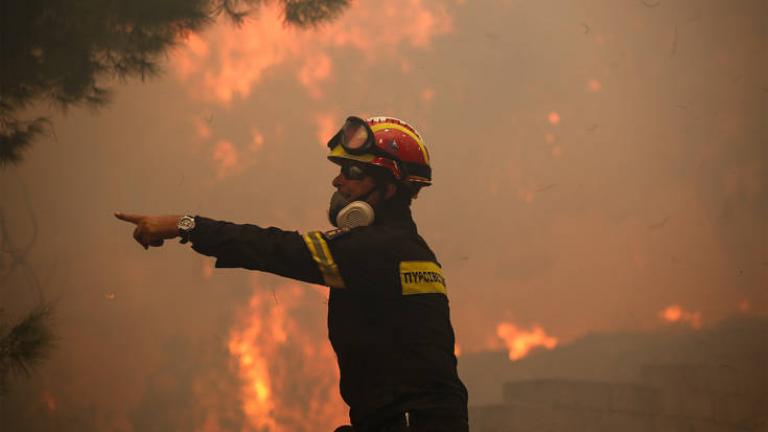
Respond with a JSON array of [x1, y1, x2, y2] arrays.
[[547, 111, 561, 125], [41, 390, 56, 413], [171, 1, 453, 103], [739, 298, 751, 313], [209, 136, 265, 178], [495, 322, 558, 361], [658, 304, 702, 329], [298, 53, 333, 99], [212, 140, 240, 178], [228, 283, 346, 431]]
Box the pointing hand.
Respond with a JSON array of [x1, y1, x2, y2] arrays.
[[114, 212, 182, 249]]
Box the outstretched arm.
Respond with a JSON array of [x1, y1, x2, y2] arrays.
[[114, 212, 325, 286]]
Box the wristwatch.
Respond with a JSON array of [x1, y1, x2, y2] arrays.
[[177, 215, 196, 244]]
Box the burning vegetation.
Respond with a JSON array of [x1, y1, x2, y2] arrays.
[[227, 283, 346, 431], [495, 322, 559, 361]]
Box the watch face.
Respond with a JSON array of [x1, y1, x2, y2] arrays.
[[178, 216, 195, 231]]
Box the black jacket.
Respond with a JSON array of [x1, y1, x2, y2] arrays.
[[189, 203, 468, 427]]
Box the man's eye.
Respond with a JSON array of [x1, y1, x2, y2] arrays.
[[349, 166, 364, 178], [342, 165, 366, 179]]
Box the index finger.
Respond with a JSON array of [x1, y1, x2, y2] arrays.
[[114, 212, 144, 224]]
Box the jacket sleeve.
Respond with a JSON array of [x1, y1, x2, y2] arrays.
[[189, 216, 324, 285]]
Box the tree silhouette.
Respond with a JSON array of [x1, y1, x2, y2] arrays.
[[0, 173, 55, 394], [0, 0, 349, 393], [0, 0, 350, 165], [0, 304, 55, 394]]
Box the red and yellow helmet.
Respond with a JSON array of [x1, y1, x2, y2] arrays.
[[327, 116, 432, 191]]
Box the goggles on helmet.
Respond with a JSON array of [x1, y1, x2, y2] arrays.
[[327, 116, 400, 163], [339, 162, 368, 181]]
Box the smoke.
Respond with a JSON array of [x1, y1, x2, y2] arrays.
[[1, 0, 765, 429]]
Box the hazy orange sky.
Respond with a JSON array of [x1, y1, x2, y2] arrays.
[[1, 0, 765, 429]]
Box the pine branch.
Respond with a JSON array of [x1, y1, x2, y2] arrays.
[[283, 0, 350, 28], [0, 117, 51, 166], [0, 0, 352, 165], [0, 303, 56, 392], [213, 0, 255, 25]]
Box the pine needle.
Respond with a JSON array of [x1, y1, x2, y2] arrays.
[[0, 303, 56, 391]]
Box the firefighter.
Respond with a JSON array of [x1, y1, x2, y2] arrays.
[[115, 116, 469, 431]]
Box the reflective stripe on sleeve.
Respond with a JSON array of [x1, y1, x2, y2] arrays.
[[302, 231, 345, 288]]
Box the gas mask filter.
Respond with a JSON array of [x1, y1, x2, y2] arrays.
[[328, 190, 376, 228]]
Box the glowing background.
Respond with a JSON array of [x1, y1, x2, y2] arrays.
[[1, 0, 765, 430]]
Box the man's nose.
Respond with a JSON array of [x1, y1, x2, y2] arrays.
[[332, 173, 344, 188]]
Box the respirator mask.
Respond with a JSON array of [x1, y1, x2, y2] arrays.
[[329, 162, 385, 228], [328, 187, 378, 228]]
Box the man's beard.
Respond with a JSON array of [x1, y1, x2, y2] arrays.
[[328, 191, 352, 227]]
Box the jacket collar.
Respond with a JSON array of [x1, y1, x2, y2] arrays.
[[373, 200, 417, 231]]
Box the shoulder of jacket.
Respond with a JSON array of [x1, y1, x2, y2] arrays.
[[322, 227, 352, 241], [321, 225, 394, 242]]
